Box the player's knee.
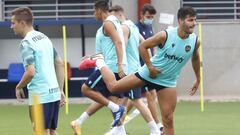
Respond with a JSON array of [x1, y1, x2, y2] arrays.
[[106, 83, 116, 93], [162, 113, 173, 127]]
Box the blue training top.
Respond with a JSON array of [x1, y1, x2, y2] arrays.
[[123, 20, 141, 73], [95, 15, 128, 73], [20, 30, 60, 105], [138, 27, 197, 87]]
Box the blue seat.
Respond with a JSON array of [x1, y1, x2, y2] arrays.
[[7, 63, 24, 82]]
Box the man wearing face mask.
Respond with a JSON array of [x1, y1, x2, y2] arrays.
[[136, 3, 156, 58], [134, 3, 164, 132]]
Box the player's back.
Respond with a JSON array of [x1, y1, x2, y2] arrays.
[[123, 20, 141, 73], [95, 15, 127, 73], [21, 30, 60, 104]]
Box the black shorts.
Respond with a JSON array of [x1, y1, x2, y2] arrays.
[[141, 85, 156, 93], [29, 100, 60, 130], [84, 69, 123, 98], [123, 87, 142, 100], [135, 72, 167, 91]]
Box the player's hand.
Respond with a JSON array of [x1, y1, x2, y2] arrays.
[[15, 88, 25, 102], [148, 65, 161, 79], [60, 91, 66, 107], [189, 80, 200, 96], [118, 64, 126, 78]]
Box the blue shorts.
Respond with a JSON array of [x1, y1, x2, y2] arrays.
[[29, 100, 60, 129], [84, 69, 123, 98], [124, 87, 142, 100], [135, 72, 167, 91]]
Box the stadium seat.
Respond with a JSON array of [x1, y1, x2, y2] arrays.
[[7, 63, 24, 82]]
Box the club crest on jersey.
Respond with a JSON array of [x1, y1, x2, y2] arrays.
[[171, 43, 175, 48], [185, 45, 191, 52]]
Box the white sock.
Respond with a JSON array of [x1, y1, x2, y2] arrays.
[[148, 121, 159, 133], [96, 59, 106, 69], [107, 101, 119, 112], [75, 112, 89, 125]]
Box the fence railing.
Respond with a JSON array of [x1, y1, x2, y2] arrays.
[[181, 0, 240, 21], [0, 0, 100, 21]]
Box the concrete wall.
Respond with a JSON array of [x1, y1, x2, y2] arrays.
[[177, 22, 240, 96], [111, 0, 138, 22]]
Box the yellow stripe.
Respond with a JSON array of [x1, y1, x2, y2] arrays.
[[62, 25, 69, 115], [198, 23, 204, 112]]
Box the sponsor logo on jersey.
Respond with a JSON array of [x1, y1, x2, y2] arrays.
[[164, 53, 184, 63], [185, 45, 191, 52]]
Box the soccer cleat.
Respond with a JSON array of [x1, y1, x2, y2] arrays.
[[78, 58, 97, 70], [160, 125, 163, 134], [112, 106, 125, 127], [78, 53, 104, 70], [70, 120, 81, 135]]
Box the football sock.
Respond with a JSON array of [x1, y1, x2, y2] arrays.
[[96, 59, 106, 69], [76, 112, 89, 125], [107, 101, 119, 112], [148, 121, 159, 133]]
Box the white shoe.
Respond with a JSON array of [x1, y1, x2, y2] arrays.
[[159, 123, 163, 135]]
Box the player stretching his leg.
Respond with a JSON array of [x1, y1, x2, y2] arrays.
[[71, 1, 127, 134], [79, 6, 201, 135]]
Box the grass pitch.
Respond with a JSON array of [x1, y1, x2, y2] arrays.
[[0, 102, 240, 135]]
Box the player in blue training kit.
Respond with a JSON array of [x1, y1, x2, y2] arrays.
[[11, 7, 65, 135], [107, 5, 160, 135], [135, 4, 163, 130], [79, 6, 201, 135], [71, 1, 126, 135]]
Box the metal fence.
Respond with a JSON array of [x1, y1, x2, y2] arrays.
[[181, 0, 240, 21], [0, 0, 100, 21]]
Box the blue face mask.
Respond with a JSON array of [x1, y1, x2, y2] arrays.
[[143, 18, 153, 25]]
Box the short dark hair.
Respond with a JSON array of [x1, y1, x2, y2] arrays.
[[11, 7, 33, 25], [177, 6, 197, 20], [109, 5, 124, 13], [94, 0, 109, 12], [141, 4, 156, 15]]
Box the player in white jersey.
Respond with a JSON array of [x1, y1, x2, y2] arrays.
[[79, 6, 201, 135], [11, 7, 65, 135]]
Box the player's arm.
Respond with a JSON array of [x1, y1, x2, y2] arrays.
[[139, 31, 166, 78], [53, 48, 66, 107], [104, 21, 125, 78], [16, 65, 35, 90], [122, 24, 129, 47], [139, 34, 152, 57], [16, 42, 35, 102], [139, 33, 145, 43], [189, 38, 201, 96]]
